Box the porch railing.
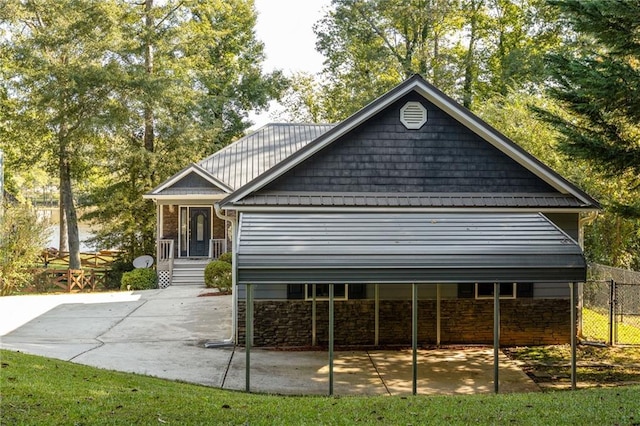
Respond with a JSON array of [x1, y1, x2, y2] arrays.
[[209, 239, 228, 259], [158, 239, 174, 264]]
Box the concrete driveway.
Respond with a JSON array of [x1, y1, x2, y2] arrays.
[[0, 286, 539, 395]]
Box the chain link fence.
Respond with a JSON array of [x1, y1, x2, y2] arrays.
[[582, 264, 640, 345]]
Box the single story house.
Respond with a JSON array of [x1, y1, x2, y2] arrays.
[[145, 75, 599, 353]]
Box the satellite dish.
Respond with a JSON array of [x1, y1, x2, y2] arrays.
[[133, 255, 154, 269]]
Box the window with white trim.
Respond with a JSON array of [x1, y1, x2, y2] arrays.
[[475, 283, 517, 299], [305, 284, 348, 300]]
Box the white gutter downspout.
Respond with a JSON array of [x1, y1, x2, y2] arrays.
[[578, 211, 598, 249], [576, 211, 598, 348], [215, 203, 238, 344]]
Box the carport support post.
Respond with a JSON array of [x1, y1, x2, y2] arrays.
[[570, 282, 577, 390], [312, 284, 317, 346], [412, 283, 418, 396], [493, 282, 500, 394], [245, 283, 253, 393], [608, 280, 615, 346], [329, 284, 334, 396], [375, 284, 379, 346], [436, 284, 441, 346]]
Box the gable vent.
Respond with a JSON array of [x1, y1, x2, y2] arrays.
[[400, 101, 427, 129]]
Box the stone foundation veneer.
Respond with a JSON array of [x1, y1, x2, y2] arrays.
[[237, 299, 571, 347]]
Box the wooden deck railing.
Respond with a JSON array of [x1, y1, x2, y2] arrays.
[[32, 268, 108, 292], [41, 251, 116, 269]]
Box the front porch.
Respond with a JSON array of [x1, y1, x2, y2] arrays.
[[156, 203, 231, 286]]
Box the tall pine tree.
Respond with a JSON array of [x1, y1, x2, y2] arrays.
[[537, 0, 640, 218]]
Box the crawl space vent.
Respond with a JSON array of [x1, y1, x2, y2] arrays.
[[400, 101, 427, 129]]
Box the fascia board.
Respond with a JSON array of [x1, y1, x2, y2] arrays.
[[143, 194, 227, 202], [228, 205, 600, 214]]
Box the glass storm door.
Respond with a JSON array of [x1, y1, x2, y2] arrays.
[[179, 207, 211, 257]]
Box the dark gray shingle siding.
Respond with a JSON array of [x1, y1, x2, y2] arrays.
[[264, 93, 554, 194], [173, 173, 217, 189]]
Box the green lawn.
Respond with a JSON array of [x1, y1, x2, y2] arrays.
[[582, 307, 640, 344], [505, 345, 640, 385], [2, 350, 639, 425]]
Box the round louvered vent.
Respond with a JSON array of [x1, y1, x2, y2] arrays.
[[400, 101, 427, 129]]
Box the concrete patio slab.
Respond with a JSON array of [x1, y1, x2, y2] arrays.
[[0, 286, 540, 396], [369, 349, 540, 395], [223, 349, 389, 395]]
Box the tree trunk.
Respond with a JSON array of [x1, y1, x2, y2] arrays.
[[463, 0, 482, 109], [59, 132, 81, 270], [143, 0, 155, 153], [58, 187, 68, 253]]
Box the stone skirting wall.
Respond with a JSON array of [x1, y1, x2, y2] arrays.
[[237, 299, 571, 347]]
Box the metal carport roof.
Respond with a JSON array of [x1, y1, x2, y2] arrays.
[[236, 212, 586, 285]]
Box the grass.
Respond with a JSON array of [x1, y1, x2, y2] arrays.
[[582, 308, 640, 344], [505, 345, 640, 386], [2, 350, 640, 425]]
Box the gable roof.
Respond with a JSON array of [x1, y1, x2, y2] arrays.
[[145, 162, 232, 199], [145, 123, 335, 198], [220, 75, 599, 210]]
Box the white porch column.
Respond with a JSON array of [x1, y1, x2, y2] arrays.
[[156, 203, 162, 261]]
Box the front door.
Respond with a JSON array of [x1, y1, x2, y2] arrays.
[[185, 207, 211, 257]]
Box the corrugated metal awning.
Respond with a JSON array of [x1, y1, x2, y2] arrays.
[[236, 213, 586, 284]]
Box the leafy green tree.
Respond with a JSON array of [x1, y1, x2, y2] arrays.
[[536, 0, 640, 218], [297, 0, 562, 121], [0, 0, 124, 268], [313, 0, 463, 120], [479, 92, 565, 171], [479, 0, 562, 100], [272, 72, 327, 123], [0, 202, 48, 295], [84, 0, 286, 260], [481, 91, 640, 269]]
